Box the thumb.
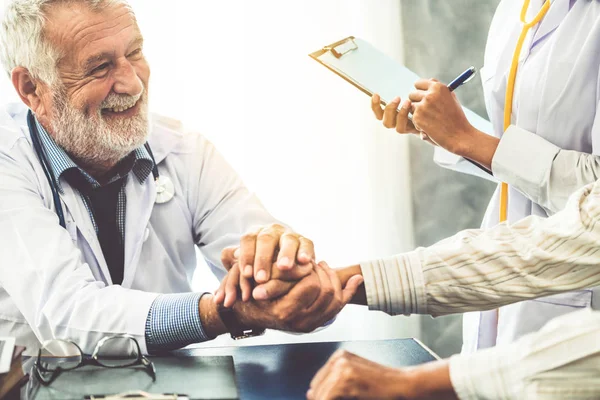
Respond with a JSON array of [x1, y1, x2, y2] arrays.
[[341, 275, 364, 304]]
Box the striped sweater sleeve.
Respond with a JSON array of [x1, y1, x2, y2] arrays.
[[361, 179, 600, 317], [449, 308, 600, 399]]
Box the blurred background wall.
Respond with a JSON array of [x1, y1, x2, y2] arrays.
[[400, 0, 500, 357]]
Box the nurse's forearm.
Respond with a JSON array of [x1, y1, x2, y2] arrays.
[[457, 127, 500, 171]]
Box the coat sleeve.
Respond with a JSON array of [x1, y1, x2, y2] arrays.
[[491, 118, 600, 216], [450, 308, 600, 400], [185, 134, 282, 279]]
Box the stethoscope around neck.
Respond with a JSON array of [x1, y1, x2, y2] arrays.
[[26, 110, 174, 229]]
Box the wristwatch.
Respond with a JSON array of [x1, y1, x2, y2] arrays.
[[217, 304, 265, 340]]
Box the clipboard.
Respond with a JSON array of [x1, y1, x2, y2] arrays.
[[309, 36, 491, 127], [309, 36, 496, 179], [309, 36, 423, 107]]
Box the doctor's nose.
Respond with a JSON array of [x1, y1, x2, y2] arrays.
[[112, 60, 144, 96]]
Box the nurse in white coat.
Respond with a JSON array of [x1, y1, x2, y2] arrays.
[[372, 0, 600, 353]]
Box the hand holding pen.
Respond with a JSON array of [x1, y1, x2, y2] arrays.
[[370, 66, 477, 145], [371, 66, 481, 154], [406, 66, 479, 153], [412, 67, 476, 142]]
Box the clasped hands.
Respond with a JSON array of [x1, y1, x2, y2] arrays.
[[213, 224, 363, 333]]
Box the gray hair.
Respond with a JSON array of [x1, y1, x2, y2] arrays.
[[0, 0, 129, 85]]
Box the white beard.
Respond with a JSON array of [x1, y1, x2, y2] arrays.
[[50, 87, 149, 166]]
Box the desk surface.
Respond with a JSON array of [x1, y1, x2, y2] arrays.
[[177, 338, 438, 400]]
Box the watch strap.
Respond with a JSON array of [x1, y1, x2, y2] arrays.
[[217, 304, 265, 340]]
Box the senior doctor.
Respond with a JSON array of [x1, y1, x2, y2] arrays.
[[373, 0, 600, 352], [0, 0, 363, 356]]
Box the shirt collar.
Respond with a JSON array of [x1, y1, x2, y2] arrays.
[[34, 117, 155, 193]]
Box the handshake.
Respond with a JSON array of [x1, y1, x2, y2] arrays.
[[212, 224, 365, 335]]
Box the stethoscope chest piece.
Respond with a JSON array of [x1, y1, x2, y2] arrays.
[[155, 175, 175, 204]]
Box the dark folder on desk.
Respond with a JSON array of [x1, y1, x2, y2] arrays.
[[31, 356, 238, 400]]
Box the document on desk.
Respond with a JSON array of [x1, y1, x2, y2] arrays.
[[32, 356, 239, 400], [309, 36, 495, 181]]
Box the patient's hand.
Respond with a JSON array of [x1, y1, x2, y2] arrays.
[[227, 262, 362, 334]]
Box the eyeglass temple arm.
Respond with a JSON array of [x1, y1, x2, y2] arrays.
[[141, 356, 156, 382]]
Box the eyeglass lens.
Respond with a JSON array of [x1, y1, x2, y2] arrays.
[[39, 340, 82, 372], [95, 336, 140, 368]]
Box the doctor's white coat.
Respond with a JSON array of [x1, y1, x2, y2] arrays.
[[0, 102, 278, 355]]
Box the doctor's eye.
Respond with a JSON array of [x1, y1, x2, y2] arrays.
[[91, 63, 110, 75], [127, 48, 143, 58]]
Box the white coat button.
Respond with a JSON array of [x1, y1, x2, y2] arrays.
[[143, 228, 150, 242]]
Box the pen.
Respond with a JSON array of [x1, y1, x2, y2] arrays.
[[447, 66, 477, 92], [445, 66, 490, 174]]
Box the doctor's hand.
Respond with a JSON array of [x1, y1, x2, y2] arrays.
[[230, 261, 363, 333], [308, 350, 457, 400], [217, 224, 316, 305], [371, 94, 437, 146], [215, 251, 313, 307], [409, 79, 499, 169]]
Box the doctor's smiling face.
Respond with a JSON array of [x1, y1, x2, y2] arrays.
[[15, 1, 150, 174]]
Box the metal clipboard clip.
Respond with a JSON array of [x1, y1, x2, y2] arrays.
[[311, 36, 359, 60], [309, 36, 377, 102], [323, 36, 358, 59]]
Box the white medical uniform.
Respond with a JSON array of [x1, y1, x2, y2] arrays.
[[0, 102, 278, 355], [435, 0, 600, 352]]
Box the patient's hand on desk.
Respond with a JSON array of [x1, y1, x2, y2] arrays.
[[308, 350, 456, 400], [217, 261, 363, 333]]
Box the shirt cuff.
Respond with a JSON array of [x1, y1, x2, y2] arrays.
[[434, 147, 498, 183], [145, 292, 211, 353], [491, 124, 560, 199], [359, 252, 426, 316]]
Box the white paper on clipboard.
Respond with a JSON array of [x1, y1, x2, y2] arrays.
[[309, 36, 498, 181]]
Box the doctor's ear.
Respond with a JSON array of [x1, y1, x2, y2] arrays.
[[11, 67, 50, 117]]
